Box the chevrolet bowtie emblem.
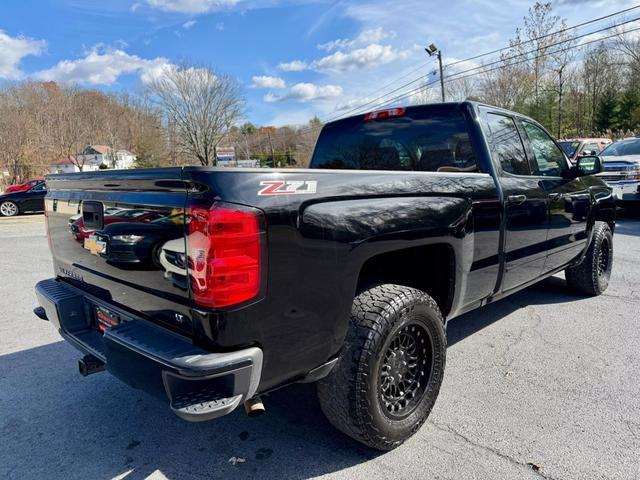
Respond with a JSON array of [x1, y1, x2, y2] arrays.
[[84, 236, 105, 256]]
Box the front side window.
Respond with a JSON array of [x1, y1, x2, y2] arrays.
[[486, 113, 530, 176], [310, 109, 479, 172], [521, 122, 566, 177]]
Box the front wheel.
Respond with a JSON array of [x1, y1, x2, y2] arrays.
[[0, 201, 19, 217], [565, 221, 613, 295], [317, 284, 446, 451]]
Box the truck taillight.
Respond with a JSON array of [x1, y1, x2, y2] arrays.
[[187, 203, 265, 308]]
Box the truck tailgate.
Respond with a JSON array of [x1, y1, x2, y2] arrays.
[[45, 169, 193, 334]]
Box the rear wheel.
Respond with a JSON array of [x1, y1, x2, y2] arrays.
[[317, 284, 446, 451], [0, 201, 19, 217], [565, 221, 613, 295]]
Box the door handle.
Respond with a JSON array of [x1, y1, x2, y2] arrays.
[[507, 194, 527, 205], [548, 192, 561, 200]]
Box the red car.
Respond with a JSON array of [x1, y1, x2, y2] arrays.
[[70, 209, 163, 241], [4, 178, 45, 193]]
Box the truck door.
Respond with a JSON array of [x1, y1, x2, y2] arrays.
[[482, 111, 550, 292], [517, 120, 590, 271]]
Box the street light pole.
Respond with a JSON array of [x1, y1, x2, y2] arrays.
[[425, 43, 445, 102], [437, 50, 445, 102]]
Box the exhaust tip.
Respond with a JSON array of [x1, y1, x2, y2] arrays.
[[244, 396, 265, 417]]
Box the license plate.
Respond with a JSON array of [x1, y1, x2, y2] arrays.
[[84, 235, 106, 255], [95, 306, 120, 333]]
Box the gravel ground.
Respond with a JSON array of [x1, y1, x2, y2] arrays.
[[1, 213, 639, 480]]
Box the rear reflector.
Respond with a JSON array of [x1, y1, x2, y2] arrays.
[[187, 202, 264, 308], [364, 107, 406, 121]]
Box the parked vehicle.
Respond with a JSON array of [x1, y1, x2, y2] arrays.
[[597, 137, 640, 206], [0, 181, 47, 216], [69, 208, 164, 240], [68, 206, 124, 225], [3, 178, 45, 194], [558, 138, 612, 163], [94, 213, 184, 267], [35, 102, 615, 451]]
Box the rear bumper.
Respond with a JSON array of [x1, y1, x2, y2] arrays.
[[35, 278, 262, 422]]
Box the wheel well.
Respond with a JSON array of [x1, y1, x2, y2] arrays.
[[595, 207, 615, 233], [356, 244, 455, 317]]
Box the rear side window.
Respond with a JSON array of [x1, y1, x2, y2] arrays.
[[486, 113, 530, 176], [310, 109, 478, 172]]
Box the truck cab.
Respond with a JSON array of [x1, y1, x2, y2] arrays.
[[35, 101, 615, 451]]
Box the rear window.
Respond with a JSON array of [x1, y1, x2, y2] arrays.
[[310, 109, 478, 172]]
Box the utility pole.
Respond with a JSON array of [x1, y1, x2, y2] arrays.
[[425, 43, 445, 102]]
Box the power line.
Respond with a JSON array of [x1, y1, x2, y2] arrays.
[[367, 23, 640, 113], [445, 4, 640, 68], [332, 15, 640, 120], [324, 6, 640, 123]]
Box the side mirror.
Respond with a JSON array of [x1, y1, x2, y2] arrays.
[[575, 155, 602, 176]]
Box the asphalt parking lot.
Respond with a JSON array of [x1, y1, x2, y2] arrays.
[[1, 213, 639, 480]]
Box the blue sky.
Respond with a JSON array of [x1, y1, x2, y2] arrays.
[[0, 0, 636, 125]]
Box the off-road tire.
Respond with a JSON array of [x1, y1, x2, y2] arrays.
[[565, 221, 613, 295], [317, 284, 446, 451], [0, 201, 19, 217]]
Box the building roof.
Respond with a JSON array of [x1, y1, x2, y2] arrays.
[[82, 145, 135, 156], [89, 145, 112, 154], [50, 156, 77, 165]]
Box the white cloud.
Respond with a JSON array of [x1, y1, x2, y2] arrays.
[[182, 20, 197, 28], [0, 31, 46, 80], [278, 60, 308, 72], [146, 0, 239, 14], [312, 43, 406, 72], [265, 82, 343, 103], [139, 59, 176, 84], [215, 22, 225, 31], [251, 75, 286, 89], [33, 46, 169, 86], [318, 27, 395, 51]]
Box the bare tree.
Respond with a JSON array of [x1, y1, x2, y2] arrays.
[[147, 63, 245, 166], [515, 2, 565, 117], [549, 30, 578, 137], [46, 87, 92, 171]]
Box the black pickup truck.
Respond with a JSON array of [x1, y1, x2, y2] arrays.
[[35, 102, 615, 450]]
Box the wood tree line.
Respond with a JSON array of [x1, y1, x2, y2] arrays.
[[425, 2, 640, 139], [2, 2, 638, 183], [0, 66, 322, 183], [0, 82, 167, 183]]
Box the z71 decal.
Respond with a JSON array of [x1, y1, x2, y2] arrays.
[[258, 180, 318, 196]]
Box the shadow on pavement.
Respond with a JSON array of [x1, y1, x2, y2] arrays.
[[446, 275, 587, 347], [614, 209, 640, 237], [0, 341, 377, 480], [0, 274, 595, 479]]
